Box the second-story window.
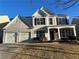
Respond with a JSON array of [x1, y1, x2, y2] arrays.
[[58, 18, 63, 25], [57, 18, 68, 25], [35, 18, 45, 25], [49, 18, 53, 25]]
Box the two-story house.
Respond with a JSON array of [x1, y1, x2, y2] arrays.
[[2, 7, 76, 43]]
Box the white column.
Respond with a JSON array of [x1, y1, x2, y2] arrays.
[[47, 28, 50, 41], [31, 29, 34, 38], [58, 28, 61, 39], [32, 17, 35, 27], [3, 30, 6, 43], [73, 27, 76, 36]]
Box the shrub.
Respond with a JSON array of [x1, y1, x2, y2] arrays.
[[31, 37, 42, 43], [77, 37, 79, 41], [61, 37, 68, 41], [68, 35, 76, 41]]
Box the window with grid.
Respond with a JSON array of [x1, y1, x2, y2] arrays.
[[36, 30, 45, 38], [60, 29, 67, 37], [60, 29, 74, 38], [59, 18, 63, 25], [34, 18, 45, 25], [69, 29, 74, 35], [57, 18, 67, 25]]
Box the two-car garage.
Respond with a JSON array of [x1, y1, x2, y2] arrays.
[[3, 32, 30, 43]]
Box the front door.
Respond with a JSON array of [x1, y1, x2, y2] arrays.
[[50, 29, 54, 41], [50, 29, 58, 41], [54, 30, 58, 40]]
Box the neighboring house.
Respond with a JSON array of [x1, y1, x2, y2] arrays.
[[0, 16, 10, 43], [0, 16, 10, 24], [2, 7, 76, 43], [72, 16, 79, 38]]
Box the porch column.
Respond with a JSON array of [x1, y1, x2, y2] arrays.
[[31, 29, 36, 38], [3, 30, 6, 43], [47, 28, 50, 41], [73, 27, 76, 36], [58, 28, 61, 39], [33, 17, 35, 27]]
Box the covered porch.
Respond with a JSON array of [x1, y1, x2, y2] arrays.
[[47, 25, 76, 41]]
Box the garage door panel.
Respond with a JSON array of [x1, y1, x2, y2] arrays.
[[19, 32, 29, 42], [5, 32, 15, 43]]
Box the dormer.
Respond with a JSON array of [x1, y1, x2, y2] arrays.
[[33, 7, 54, 17]]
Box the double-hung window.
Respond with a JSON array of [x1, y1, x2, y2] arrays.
[[35, 18, 45, 25], [57, 18, 62, 25], [57, 17, 68, 25], [58, 18, 63, 25]]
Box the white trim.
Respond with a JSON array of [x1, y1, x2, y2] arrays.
[[47, 28, 50, 41], [3, 15, 18, 29], [32, 9, 40, 16], [73, 27, 76, 36], [47, 25, 76, 29], [3, 30, 5, 43], [33, 17, 35, 27], [58, 28, 60, 39]]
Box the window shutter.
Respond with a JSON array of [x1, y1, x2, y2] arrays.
[[66, 18, 68, 24], [56, 18, 58, 25], [43, 18, 45, 25], [34, 18, 36, 25]]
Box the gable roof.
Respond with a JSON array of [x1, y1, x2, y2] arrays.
[[33, 7, 69, 18], [33, 7, 54, 17], [19, 16, 33, 27], [38, 9, 47, 16], [40, 7, 54, 15], [3, 15, 32, 29]]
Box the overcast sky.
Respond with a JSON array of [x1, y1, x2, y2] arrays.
[[0, 0, 79, 23]]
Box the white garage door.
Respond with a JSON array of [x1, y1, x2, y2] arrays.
[[19, 32, 30, 42], [5, 32, 15, 43]]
